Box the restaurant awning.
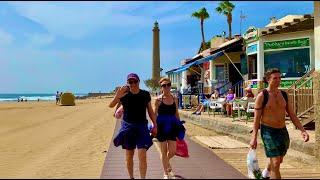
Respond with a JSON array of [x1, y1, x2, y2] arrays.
[[194, 51, 224, 65], [169, 37, 243, 74], [172, 51, 224, 74], [172, 61, 197, 73]]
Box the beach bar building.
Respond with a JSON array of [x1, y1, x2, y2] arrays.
[[166, 35, 245, 108], [242, 14, 315, 93]]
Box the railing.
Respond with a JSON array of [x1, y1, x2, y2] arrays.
[[217, 81, 232, 96], [286, 68, 314, 116], [219, 79, 244, 97], [233, 80, 244, 98]]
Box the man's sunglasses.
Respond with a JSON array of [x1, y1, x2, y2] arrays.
[[161, 83, 171, 88], [128, 80, 138, 84]]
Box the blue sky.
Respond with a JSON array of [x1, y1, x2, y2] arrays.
[[0, 1, 313, 93]]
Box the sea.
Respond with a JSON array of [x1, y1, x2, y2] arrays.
[[0, 93, 88, 102]]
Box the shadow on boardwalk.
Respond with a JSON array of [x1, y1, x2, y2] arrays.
[[100, 120, 246, 179]]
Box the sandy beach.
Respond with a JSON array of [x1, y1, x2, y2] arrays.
[[1, 96, 319, 179], [0, 98, 116, 178]]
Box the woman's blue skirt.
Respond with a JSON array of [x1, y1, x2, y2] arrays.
[[156, 115, 185, 142]]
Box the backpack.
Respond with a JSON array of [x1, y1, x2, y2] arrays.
[[261, 89, 288, 109]]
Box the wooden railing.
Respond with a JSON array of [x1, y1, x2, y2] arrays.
[[286, 68, 315, 116]]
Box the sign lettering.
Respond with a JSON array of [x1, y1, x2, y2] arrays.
[[264, 38, 309, 50]]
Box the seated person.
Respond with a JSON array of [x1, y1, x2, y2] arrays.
[[223, 88, 236, 116], [212, 88, 220, 99], [241, 87, 255, 101], [240, 87, 255, 109], [192, 93, 214, 115]]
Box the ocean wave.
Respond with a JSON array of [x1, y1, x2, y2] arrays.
[[0, 94, 87, 102]]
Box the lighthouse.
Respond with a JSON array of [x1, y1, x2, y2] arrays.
[[152, 21, 160, 82]]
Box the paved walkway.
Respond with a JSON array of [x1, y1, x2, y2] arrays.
[[100, 120, 246, 179]]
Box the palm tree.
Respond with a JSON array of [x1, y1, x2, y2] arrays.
[[216, 1, 235, 40], [192, 7, 210, 51]]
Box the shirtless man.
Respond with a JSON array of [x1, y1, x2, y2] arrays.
[[250, 68, 309, 179]]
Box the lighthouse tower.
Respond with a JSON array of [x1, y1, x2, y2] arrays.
[[152, 21, 160, 82]]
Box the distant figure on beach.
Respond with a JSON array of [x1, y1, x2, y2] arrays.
[[250, 68, 309, 179], [154, 77, 185, 179], [17, 98, 20, 102], [56, 91, 60, 105], [109, 73, 157, 179]]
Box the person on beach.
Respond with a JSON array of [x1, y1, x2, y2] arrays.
[[242, 87, 254, 100], [212, 88, 220, 99], [249, 68, 309, 179], [56, 91, 60, 105], [109, 73, 158, 179], [223, 88, 236, 116], [154, 77, 185, 179], [191, 93, 215, 115]]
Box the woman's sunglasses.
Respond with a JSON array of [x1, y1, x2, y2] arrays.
[[128, 80, 138, 84], [161, 83, 171, 88]]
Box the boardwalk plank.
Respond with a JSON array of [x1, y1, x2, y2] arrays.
[[101, 121, 247, 179]]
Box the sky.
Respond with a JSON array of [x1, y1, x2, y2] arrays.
[[0, 1, 313, 93]]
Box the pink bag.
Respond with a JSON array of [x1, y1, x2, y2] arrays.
[[114, 106, 124, 119], [175, 139, 189, 158]]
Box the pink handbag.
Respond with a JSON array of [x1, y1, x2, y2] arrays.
[[175, 139, 189, 158]]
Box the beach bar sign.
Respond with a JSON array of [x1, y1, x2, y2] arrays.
[[243, 26, 258, 43], [264, 38, 309, 50]]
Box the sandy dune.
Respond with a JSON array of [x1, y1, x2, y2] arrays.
[[0, 98, 116, 178]]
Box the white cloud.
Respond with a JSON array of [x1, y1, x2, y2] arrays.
[[0, 29, 13, 45], [9, 2, 190, 39]]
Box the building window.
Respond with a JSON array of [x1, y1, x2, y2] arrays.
[[215, 65, 225, 81], [264, 48, 310, 78], [240, 54, 248, 75]]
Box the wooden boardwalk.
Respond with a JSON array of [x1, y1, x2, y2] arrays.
[[100, 120, 246, 179]]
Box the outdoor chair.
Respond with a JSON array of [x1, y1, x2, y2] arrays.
[[182, 95, 191, 109], [190, 95, 199, 108], [232, 100, 246, 122], [208, 100, 224, 116], [246, 102, 255, 123]]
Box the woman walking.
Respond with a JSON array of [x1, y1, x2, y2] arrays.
[[154, 77, 185, 179], [109, 73, 157, 179]]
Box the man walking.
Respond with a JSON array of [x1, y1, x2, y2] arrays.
[[109, 73, 157, 179], [250, 68, 309, 179]]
